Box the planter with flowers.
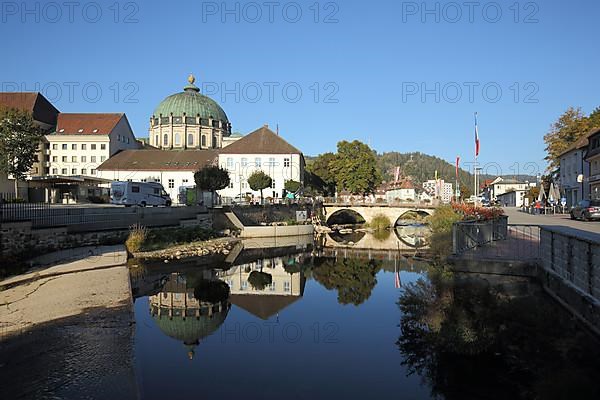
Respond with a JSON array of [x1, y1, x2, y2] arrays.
[[451, 204, 508, 253]]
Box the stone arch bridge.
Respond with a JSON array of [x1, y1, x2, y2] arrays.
[[322, 203, 436, 226]]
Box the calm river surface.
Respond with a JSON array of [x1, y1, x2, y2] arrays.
[[131, 239, 600, 400]]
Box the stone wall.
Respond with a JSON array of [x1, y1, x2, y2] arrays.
[[230, 204, 313, 226], [0, 221, 129, 260], [539, 226, 600, 333]]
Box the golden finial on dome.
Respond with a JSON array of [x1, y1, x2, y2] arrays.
[[188, 74, 196, 85]]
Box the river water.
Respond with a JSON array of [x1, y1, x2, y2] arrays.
[[2, 234, 600, 399], [130, 235, 600, 400]]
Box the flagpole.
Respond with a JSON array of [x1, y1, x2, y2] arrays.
[[474, 112, 479, 203]]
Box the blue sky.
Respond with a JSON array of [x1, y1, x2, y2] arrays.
[[2, 0, 599, 176]]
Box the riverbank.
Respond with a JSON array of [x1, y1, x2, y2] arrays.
[[131, 237, 240, 261]]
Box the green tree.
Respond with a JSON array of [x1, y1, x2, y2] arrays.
[[194, 165, 230, 206], [284, 179, 301, 193], [589, 106, 600, 129], [248, 271, 272, 290], [306, 152, 337, 195], [543, 107, 590, 173], [0, 107, 43, 196], [247, 170, 272, 204], [331, 140, 382, 195]]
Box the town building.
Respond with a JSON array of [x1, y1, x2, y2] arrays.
[[97, 149, 218, 203], [484, 177, 532, 202], [385, 181, 416, 203], [559, 134, 591, 207], [422, 179, 453, 203], [585, 128, 600, 200], [218, 125, 305, 202], [149, 75, 234, 150], [0, 92, 59, 195], [46, 113, 139, 178], [496, 189, 527, 207]]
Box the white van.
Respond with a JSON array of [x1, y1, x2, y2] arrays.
[[110, 181, 172, 207]]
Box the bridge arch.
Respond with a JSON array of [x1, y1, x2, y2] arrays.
[[326, 209, 366, 226], [394, 210, 431, 226]]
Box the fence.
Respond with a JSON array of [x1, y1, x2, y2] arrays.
[[452, 218, 540, 261], [1, 194, 208, 232]]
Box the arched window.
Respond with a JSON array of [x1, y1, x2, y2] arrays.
[[163, 134, 168, 146], [174, 133, 181, 146], [188, 134, 194, 146], [201, 135, 206, 147], [154, 135, 158, 146]]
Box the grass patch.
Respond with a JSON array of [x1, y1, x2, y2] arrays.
[[125, 224, 147, 253]]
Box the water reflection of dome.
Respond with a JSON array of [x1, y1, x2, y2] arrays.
[[149, 273, 230, 359]]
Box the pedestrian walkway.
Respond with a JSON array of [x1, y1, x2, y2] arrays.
[[503, 207, 600, 237]]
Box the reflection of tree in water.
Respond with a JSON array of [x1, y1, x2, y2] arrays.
[[193, 279, 230, 303], [248, 271, 273, 290], [312, 258, 381, 306], [397, 271, 600, 399]]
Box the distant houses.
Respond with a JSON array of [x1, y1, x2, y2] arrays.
[[559, 127, 600, 207]]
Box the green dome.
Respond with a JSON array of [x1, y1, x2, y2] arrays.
[[153, 305, 229, 345], [153, 75, 229, 122]]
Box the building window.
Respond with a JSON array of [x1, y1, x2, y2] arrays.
[[91, 156, 97, 162], [52, 156, 58, 162], [201, 135, 206, 147], [227, 158, 234, 169], [81, 144, 86, 150], [174, 133, 181, 146], [62, 144, 67, 150], [271, 180, 276, 188], [284, 158, 290, 167], [61, 168, 67, 174], [269, 157, 276, 166], [62, 156, 67, 162], [241, 158, 248, 167], [168, 179, 174, 189], [81, 168, 87, 175], [91, 144, 97, 150], [229, 181, 234, 189], [155, 135, 159, 145], [81, 156, 86, 162], [100, 144, 106, 150], [71, 168, 77, 174], [52, 144, 58, 150], [241, 182, 246, 189], [163, 134, 168, 146], [284, 281, 290, 292], [188, 134, 193, 146], [100, 156, 106, 162], [255, 158, 261, 167], [72, 144, 77, 150], [91, 169, 96, 175], [52, 168, 58, 174], [72, 156, 77, 162]]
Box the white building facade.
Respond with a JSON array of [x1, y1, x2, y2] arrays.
[[422, 179, 453, 203], [46, 113, 139, 177], [217, 126, 305, 202]]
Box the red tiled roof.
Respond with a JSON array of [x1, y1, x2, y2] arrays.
[[0, 92, 59, 126], [55, 113, 124, 135]]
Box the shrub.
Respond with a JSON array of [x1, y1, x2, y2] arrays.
[[427, 205, 462, 235], [125, 224, 147, 253], [194, 279, 230, 303], [369, 213, 391, 230]]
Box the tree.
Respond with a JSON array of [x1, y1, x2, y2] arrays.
[[194, 165, 230, 206], [248, 271, 272, 290], [330, 140, 382, 195], [0, 107, 43, 196], [589, 106, 600, 130], [247, 170, 272, 204], [284, 179, 301, 193], [312, 258, 381, 306], [543, 107, 590, 173], [306, 152, 337, 195]]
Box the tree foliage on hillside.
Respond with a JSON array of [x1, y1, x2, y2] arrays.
[[0, 107, 43, 196], [543, 107, 591, 173], [330, 140, 382, 195]]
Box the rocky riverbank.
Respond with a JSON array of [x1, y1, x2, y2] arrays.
[[132, 237, 241, 262]]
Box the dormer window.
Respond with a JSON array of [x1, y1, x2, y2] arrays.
[[78, 129, 84, 133], [92, 129, 98, 133], [59, 128, 65, 133]]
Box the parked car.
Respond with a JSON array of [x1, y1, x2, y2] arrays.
[[110, 181, 171, 207], [570, 200, 600, 221]]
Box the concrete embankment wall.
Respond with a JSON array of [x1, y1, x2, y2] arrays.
[[539, 226, 600, 334]]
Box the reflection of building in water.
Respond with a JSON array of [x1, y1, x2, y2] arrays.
[[218, 255, 306, 320], [149, 273, 230, 359]]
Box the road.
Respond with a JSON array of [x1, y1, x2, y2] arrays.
[[503, 207, 600, 235]]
